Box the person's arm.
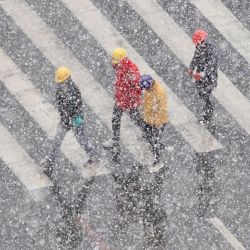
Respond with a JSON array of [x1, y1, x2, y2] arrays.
[[68, 84, 83, 118], [56, 88, 70, 126], [187, 47, 200, 79], [127, 68, 141, 107], [205, 45, 218, 79], [189, 47, 199, 71], [156, 89, 167, 125], [73, 85, 83, 112]]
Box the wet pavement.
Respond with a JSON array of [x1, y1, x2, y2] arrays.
[[0, 0, 249, 249]]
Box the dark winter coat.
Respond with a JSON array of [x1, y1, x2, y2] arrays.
[[114, 57, 141, 110], [56, 78, 83, 126], [190, 41, 218, 92]]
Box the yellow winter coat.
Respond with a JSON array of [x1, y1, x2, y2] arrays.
[[142, 82, 168, 127]]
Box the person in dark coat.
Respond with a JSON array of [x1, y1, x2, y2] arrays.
[[44, 67, 95, 174], [188, 29, 219, 123]]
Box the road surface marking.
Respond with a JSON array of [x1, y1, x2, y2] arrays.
[[209, 217, 246, 250], [127, 0, 250, 137], [0, 48, 58, 138], [0, 123, 53, 190], [77, 215, 111, 250], [62, 0, 222, 154], [191, 0, 250, 65], [0, 0, 152, 170], [0, 47, 97, 174]]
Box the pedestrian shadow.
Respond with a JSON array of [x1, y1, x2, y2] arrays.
[[111, 162, 168, 249], [48, 177, 95, 249], [194, 152, 218, 218]]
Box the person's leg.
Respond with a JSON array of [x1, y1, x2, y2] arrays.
[[103, 105, 122, 150], [43, 124, 68, 174], [112, 105, 123, 143], [143, 124, 160, 164], [109, 105, 123, 162], [129, 108, 145, 129], [203, 91, 213, 121], [197, 88, 205, 116], [151, 126, 161, 164], [158, 124, 166, 150], [143, 124, 153, 144], [49, 124, 68, 163], [197, 88, 210, 122], [73, 124, 95, 162]]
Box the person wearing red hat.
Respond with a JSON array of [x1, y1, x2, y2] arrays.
[[188, 29, 219, 124]]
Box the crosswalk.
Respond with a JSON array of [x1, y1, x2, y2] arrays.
[[190, 0, 250, 64], [128, 0, 250, 136], [0, 123, 53, 190], [63, 0, 222, 153], [0, 0, 249, 248]]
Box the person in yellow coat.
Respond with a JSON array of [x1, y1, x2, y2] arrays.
[[140, 74, 168, 166]]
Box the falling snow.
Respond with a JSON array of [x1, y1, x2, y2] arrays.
[[0, 0, 249, 250]]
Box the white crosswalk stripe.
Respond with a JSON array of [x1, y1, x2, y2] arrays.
[[0, 47, 106, 177], [0, 123, 53, 190], [127, 0, 250, 136], [1, 0, 249, 180], [0, 0, 249, 248], [190, 0, 250, 64], [0, 0, 155, 166], [0, 0, 111, 177], [62, 0, 222, 153], [209, 217, 246, 250], [0, 0, 249, 181], [0, 48, 59, 138]]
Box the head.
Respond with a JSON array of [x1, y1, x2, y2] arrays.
[[192, 29, 208, 46], [112, 47, 127, 69], [140, 74, 154, 90], [55, 67, 71, 84]]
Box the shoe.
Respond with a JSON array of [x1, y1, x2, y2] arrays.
[[113, 153, 121, 163], [43, 166, 53, 176], [103, 139, 115, 149], [153, 158, 160, 166], [41, 158, 54, 176], [159, 142, 165, 150], [142, 131, 148, 141], [86, 158, 96, 165], [198, 118, 210, 125], [149, 160, 165, 173]]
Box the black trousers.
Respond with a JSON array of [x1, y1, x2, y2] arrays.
[[143, 124, 166, 161], [197, 88, 214, 121], [112, 105, 144, 142], [49, 122, 94, 163]]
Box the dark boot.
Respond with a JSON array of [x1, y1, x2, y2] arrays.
[[42, 157, 54, 176], [112, 142, 121, 163]]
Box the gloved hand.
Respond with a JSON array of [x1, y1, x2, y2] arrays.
[[60, 116, 71, 131], [187, 68, 193, 76], [205, 84, 215, 92], [73, 115, 84, 127], [194, 72, 202, 81]]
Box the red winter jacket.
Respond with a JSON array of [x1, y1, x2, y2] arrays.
[[114, 57, 141, 110]]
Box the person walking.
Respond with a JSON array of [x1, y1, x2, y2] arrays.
[[139, 74, 168, 167], [43, 67, 95, 175], [103, 48, 143, 162], [188, 29, 219, 124]]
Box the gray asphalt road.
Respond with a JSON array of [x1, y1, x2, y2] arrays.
[[0, 0, 249, 249]]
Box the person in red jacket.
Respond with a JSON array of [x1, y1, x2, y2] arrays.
[[103, 48, 143, 162]]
